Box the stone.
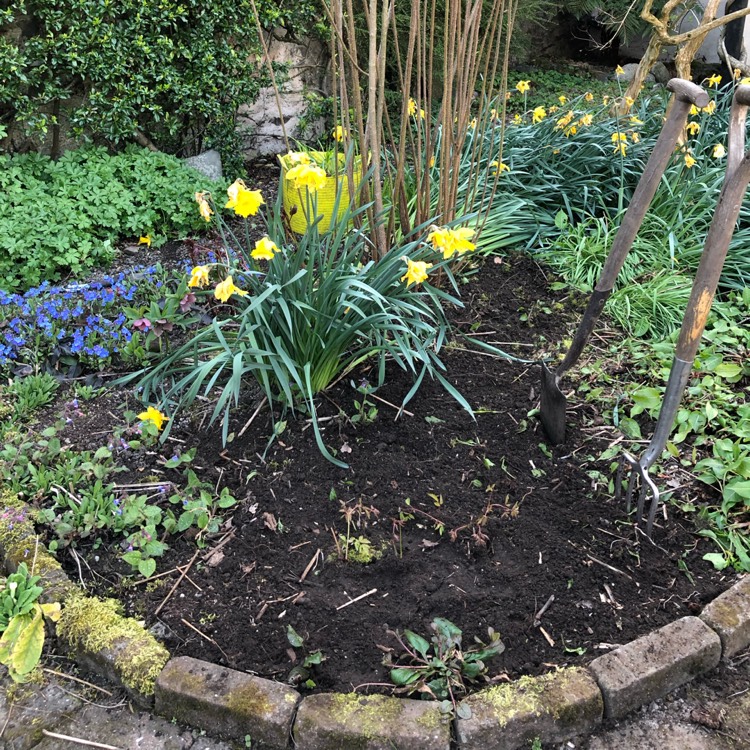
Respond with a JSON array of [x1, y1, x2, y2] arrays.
[[651, 62, 671, 84], [614, 63, 655, 84], [700, 574, 750, 659], [155, 656, 300, 749], [588, 616, 721, 720], [454, 667, 602, 750], [184, 150, 223, 182], [293, 692, 451, 750]]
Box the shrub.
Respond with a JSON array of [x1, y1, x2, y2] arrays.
[[0, 146, 223, 292]]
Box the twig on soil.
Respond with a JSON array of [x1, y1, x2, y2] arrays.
[[238, 396, 268, 438], [180, 618, 231, 663], [299, 548, 323, 583], [539, 626, 556, 647], [154, 548, 200, 616], [585, 554, 634, 581], [366, 392, 414, 418], [43, 668, 113, 696], [533, 594, 555, 627], [336, 588, 378, 611], [41, 730, 123, 750], [69, 548, 86, 589], [0, 700, 13, 740], [203, 528, 236, 563]]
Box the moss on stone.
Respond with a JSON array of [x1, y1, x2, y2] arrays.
[[474, 673, 548, 727], [225, 681, 273, 717], [414, 704, 447, 731], [0, 491, 72, 599], [57, 593, 170, 696], [329, 693, 404, 739]]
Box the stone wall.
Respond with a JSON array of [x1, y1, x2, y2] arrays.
[[237, 33, 331, 162]]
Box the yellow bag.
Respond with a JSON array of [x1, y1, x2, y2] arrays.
[[278, 152, 363, 234]]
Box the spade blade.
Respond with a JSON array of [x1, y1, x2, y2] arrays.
[[540, 362, 567, 445]]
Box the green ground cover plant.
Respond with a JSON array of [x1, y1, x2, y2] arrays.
[[0, 146, 223, 292]]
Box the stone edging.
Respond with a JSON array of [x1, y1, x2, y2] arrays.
[[1, 493, 749, 749]]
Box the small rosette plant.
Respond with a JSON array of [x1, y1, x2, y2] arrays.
[[128, 177, 479, 467]]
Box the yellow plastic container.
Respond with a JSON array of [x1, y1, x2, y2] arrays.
[[278, 152, 363, 234]]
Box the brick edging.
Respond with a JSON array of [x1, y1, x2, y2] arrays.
[[2, 494, 748, 749]]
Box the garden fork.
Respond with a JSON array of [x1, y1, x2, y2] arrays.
[[618, 84, 750, 538], [541, 79, 709, 445]]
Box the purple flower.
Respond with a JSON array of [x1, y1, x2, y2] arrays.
[[132, 318, 152, 332]]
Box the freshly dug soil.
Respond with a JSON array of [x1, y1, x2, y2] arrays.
[[51, 248, 729, 697]]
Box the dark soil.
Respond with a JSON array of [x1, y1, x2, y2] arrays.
[[50, 245, 730, 697]]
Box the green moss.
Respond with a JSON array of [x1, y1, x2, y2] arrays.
[[476, 673, 547, 727], [57, 593, 170, 696], [226, 681, 273, 717], [414, 705, 448, 731], [0, 492, 71, 598], [329, 693, 404, 739]]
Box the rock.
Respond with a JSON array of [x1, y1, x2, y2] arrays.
[[700, 574, 750, 659], [454, 667, 603, 750], [651, 62, 671, 84], [614, 62, 655, 84], [588, 617, 721, 720], [155, 656, 300, 748], [184, 150, 223, 181], [293, 692, 451, 750]]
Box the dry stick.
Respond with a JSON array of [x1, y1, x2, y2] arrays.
[[43, 668, 113, 696], [586, 554, 634, 581], [0, 701, 12, 740], [539, 626, 556, 648], [336, 588, 378, 611], [180, 618, 231, 663], [368, 392, 414, 418], [154, 548, 200, 617], [299, 548, 322, 583], [41, 730, 122, 750], [533, 594, 555, 627], [237, 396, 267, 439]]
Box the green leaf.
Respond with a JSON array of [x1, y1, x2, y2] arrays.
[[286, 625, 304, 648], [404, 630, 431, 658], [389, 667, 421, 686], [138, 558, 156, 578], [703, 552, 729, 570], [618, 417, 642, 440], [6, 607, 44, 677], [723, 479, 750, 506]]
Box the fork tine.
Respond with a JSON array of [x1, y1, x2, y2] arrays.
[[645, 475, 662, 538], [635, 476, 649, 526]]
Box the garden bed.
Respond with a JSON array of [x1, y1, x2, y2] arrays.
[[39, 246, 728, 697]]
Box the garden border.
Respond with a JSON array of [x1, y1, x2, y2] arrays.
[[1, 493, 748, 750]]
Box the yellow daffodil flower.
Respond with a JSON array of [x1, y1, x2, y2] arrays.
[[138, 235, 151, 248], [427, 226, 476, 259], [584, 92, 594, 102], [611, 132, 627, 143], [630, 116, 643, 125], [138, 406, 169, 432], [429, 156, 436, 168], [225, 179, 264, 218], [707, 73, 722, 88], [631, 132, 640, 143], [400, 258, 432, 287], [214, 275, 249, 303], [690, 104, 699, 116], [490, 161, 509, 174], [602, 95, 610, 106], [686, 121, 700, 135], [505, 91, 512, 101], [615, 65, 625, 76], [548, 105, 559, 113], [684, 153, 697, 169], [558, 95, 567, 105], [532, 106, 546, 124], [734, 68, 742, 80], [513, 113, 522, 124], [612, 133, 627, 157], [565, 124, 578, 137], [408, 98, 417, 116], [741, 77, 750, 85], [625, 96, 635, 108], [555, 111, 574, 130], [188, 265, 211, 288], [490, 108, 498, 120], [286, 164, 328, 193], [287, 151, 311, 166], [251, 236, 280, 261], [195, 191, 213, 222], [713, 143, 727, 159], [703, 101, 716, 115], [469, 118, 477, 129], [515, 80, 531, 94], [579, 114, 593, 127], [332, 125, 347, 141]]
